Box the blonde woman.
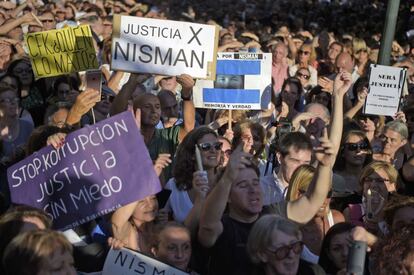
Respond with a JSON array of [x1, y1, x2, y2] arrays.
[[247, 214, 324, 275], [343, 161, 399, 235], [352, 38, 372, 77], [289, 43, 318, 87], [286, 165, 344, 261]]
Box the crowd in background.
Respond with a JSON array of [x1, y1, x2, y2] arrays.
[[1, 0, 414, 274]]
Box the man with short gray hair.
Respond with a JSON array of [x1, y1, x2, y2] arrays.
[[379, 120, 409, 168]]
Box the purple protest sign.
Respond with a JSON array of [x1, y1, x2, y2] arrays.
[[7, 111, 161, 230]]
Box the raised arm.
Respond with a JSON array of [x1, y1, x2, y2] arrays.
[[329, 71, 352, 156], [286, 130, 335, 224], [198, 145, 252, 247], [65, 88, 99, 126], [345, 87, 368, 120], [177, 74, 195, 142], [110, 73, 151, 116]]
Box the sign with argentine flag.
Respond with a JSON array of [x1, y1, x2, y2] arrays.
[[193, 52, 272, 110]]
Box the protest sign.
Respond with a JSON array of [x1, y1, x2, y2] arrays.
[[24, 25, 99, 79], [364, 64, 407, 116], [103, 248, 189, 275], [7, 112, 161, 230], [111, 14, 219, 79], [193, 52, 272, 110]]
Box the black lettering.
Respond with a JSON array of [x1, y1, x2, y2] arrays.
[[139, 45, 152, 63], [114, 42, 129, 60]]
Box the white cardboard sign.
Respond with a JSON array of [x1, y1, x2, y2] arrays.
[[193, 52, 272, 110], [364, 64, 407, 116], [102, 248, 189, 275], [111, 15, 219, 79]]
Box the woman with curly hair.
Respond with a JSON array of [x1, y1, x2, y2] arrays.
[[371, 224, 414, 275], [165, 126, 221, 234]]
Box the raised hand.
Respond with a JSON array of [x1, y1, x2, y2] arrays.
[[224, 142, 253, 183], [192, 170, 209, 199], [66, 88, 99, 125], [333, 71, 352, 97], [315, 128, 335, 167], [292, 112, 317, 131], [177, 74, 195, 96], [318, 76, 334, 93], [356, 87, 368, 104], [134, 108, 141, 130], [394, 111, 406, 123], [47, 133, 67, 150], [153, 153, 171, 176]]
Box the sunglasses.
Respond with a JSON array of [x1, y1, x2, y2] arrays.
[[344, 142, 369, 151], [101, 94, 115, 102], [298, 50, 310, 55], [268, 241, 303, 260], [223, 149, 232, 157], [41, 19, 55, 23], [13, 68, 32, 74], [0, 98, 19, 105], [296, 72, 310, 80], [198, 142, 223, 152]]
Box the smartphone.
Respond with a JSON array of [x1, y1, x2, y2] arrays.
[[156, 189, 172, 209], [85, 69, 102, 102]]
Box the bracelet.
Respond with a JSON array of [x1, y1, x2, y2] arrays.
[[181, 94, 192, 101]]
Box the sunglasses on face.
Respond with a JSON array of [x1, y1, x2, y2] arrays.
[[296, 72, 310, 80], [198, 142, 223, 152], [344, 142, 369, 151], [268, 241, 303, 260], [13, 68, 32, 74], [298, 50, 310, 55], [0, 97, 19, 105], [101, 94, 115, 102], [41, 19, 55, 23]]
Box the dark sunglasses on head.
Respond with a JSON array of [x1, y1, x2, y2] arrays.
[[344, 142, 369, 151], [296, 72, 310, 80], [268, 241, 303, 260], [198, 142, 223, 152]]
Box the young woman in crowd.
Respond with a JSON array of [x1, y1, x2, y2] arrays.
[[334, 130, 372, 196], [274, 77, 304, 121], [286, 165, 344, 262], [7, 58, 45, 126], [166, 126, 221, 235], [343, 161, 399, 234], [318, 222, 355, 275]]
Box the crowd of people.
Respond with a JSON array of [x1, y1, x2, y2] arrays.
[[1, 0, 414, 274]]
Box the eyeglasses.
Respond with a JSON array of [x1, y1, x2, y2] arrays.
[[198, 142, 223, 152], [223, 149, 232, 157], [0, 98, 19, 105], [344, 142, 369, 151], [13, 68, 32, 74], [41, 19, 55, 23], [268, 241, 303, 260], [364, 177, 390, 185], [101, 94, 115, 103], [298, 50, 310, 56], [296, 72, 310, 80]]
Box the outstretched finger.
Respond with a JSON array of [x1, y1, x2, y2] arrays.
[[135, 108, 141, 130]]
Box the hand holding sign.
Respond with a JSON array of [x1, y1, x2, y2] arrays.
[[356, 87, 368, 104], [46, 133, 67, 150]]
